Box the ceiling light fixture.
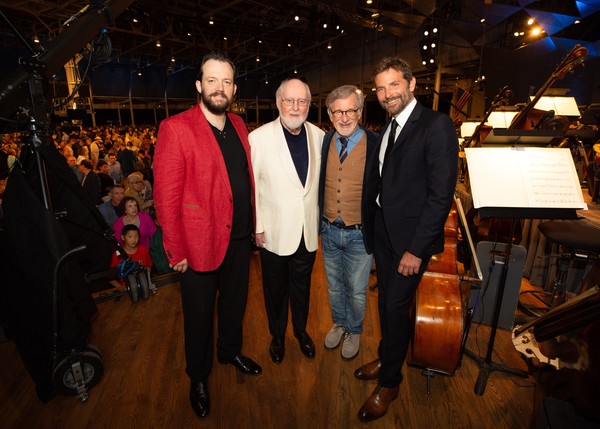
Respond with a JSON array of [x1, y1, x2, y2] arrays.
[[33, 34, 40, 43], [327, 42, 332, 49], [294, 15, 300, 21], [156, 40, 161, 47], [256, 55, 260, 62], [209, 15, 214, 25], [171, 56, 175, 62]]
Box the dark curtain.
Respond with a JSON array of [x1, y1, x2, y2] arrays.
[[0, 142, 112, 402]]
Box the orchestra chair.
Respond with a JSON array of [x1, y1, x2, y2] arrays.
[[537, 220, 600, 310]]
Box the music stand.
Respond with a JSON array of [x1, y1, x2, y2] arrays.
[[481, 128, 561, 147], [464, 146, 585, 395]]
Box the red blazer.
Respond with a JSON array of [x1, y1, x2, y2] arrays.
[[153, 104, 255, 271]]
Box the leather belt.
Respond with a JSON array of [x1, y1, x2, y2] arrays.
[[323, 217, 362, 230]]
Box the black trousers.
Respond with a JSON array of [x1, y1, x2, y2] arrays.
[[179, 236, 251, 382], [373, 208, 430, 388], [259, 234, 316, 341]]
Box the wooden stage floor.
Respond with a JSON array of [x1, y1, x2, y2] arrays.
[[0, 247, 543, 429]]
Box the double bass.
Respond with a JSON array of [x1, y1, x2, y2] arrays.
[[408, 202, 465, 374], [509, 44, 588, 131]]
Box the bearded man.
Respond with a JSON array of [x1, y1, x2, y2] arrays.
[[153, 52, 262, 420], [249, 78, 324, 364]]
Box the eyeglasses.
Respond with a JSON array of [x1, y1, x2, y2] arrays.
[[281, 98, 309, 107], [330, 108, 360, 118]]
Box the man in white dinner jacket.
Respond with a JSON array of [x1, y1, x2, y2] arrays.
[[249, 78, 324, 364]]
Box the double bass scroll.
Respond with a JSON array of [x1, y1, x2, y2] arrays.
[[509, 44, 588, 131]]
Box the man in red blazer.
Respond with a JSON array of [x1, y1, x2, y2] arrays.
[[153, 53, 261, 419], [355, 57, 458, 422]]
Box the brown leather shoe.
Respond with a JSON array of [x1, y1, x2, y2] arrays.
[[354, 358, 381, 380], [357, 384, 399, 422]]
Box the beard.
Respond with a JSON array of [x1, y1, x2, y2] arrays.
[[280, 112, 308, 133], [201, 90, 232, 115], [380, 92, 412, 117]]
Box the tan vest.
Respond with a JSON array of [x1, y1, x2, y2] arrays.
[[323, 133, 367, 226]]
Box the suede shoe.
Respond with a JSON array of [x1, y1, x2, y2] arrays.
[[354, 358, 381, 380], [296, 332, 315, 358], [341, 332, 360, 359], [269, 337, 285, 363], [219, 354, 262, 375], [190, 380, 210, 418], [324, 324, 345, 349], [357, 384, 399, 422]]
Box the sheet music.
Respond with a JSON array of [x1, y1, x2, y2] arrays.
[[465, 147, 587, 210]]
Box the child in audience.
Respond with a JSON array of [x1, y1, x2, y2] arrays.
[[109, 224, 152, 289]]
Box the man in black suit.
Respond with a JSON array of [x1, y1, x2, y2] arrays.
[[354, 56, 458, 422], [78, 159, 101, 205]]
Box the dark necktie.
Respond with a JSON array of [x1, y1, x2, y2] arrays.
[[339, 137, 348, 163], [383, 119, 398, 168]]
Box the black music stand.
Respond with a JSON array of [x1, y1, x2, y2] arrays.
[[481, 128, 560, 147], [463, 146, 584, 396]]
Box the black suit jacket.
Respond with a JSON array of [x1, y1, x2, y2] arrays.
[[81, 170, 101, 205], [365, 102, 458, 259], [318, 125, 379, 253]]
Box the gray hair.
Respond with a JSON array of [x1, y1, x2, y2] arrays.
[[325, 85, 364, 111]]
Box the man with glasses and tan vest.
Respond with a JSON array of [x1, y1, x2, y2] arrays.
[[318, 85, 378, 360]]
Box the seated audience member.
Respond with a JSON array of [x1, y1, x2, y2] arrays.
[[109, 224, 152, 290], [125, 172, 154, 212], [107, 152, 123, 183], [118, 141, 137, 178], [98, 184, 125, 228], [149, 225, 173, 274], [96, 159, 115, 200], [79, 159, 101, 205], [113, 196, 156, 249], [67, 155, 83, 182]]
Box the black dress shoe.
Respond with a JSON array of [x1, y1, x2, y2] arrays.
[[270, 337, 285, 363], [219, 354, 262, 375], [190, 381, 210, 418], [296, 332, 315, 359]]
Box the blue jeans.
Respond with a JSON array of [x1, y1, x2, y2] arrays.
[[321, 219, 374, 334]]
